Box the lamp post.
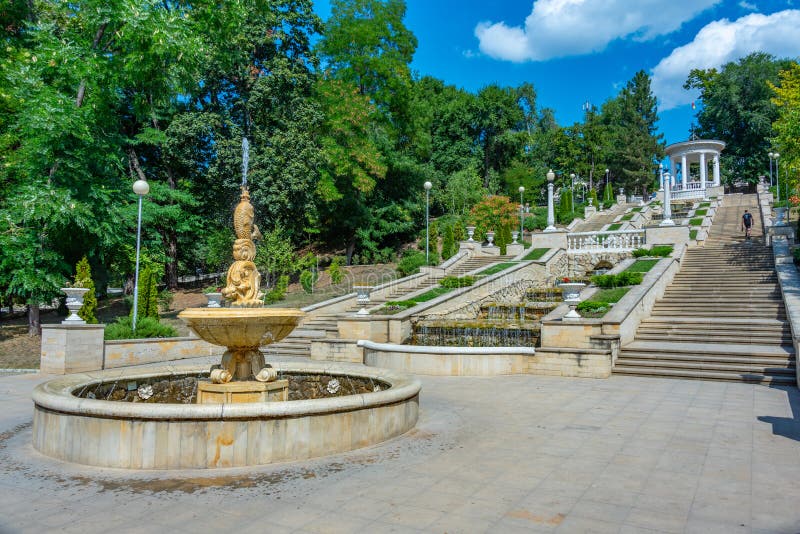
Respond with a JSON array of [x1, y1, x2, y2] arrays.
[[660, 173, 674, 226], [545, 169, 556, 232], [518, 185, 525, 243], [775, 153, 780, 207], [424, 181, 432, 264], [659, 163, 664, 191], [570, 173, 576, 214], [769, 152, 775, 187], [131, 178, 150, 334]]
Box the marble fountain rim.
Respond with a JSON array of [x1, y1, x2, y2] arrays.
[[32, 361, 421, 421]]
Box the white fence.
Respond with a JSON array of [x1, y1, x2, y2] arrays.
[[567, 229, 645, 253]]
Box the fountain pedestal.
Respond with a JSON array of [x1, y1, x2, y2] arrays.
[[197, 379, 288, 404]]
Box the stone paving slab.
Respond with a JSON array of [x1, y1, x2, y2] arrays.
[[0, 361, 799, 533]]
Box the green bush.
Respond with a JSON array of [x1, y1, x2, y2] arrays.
[[264, 274, 289, 304], [203, 284, 222, 294], [396, 250, 427, 277], [440, 275, 476, 288], [632, 245, 672, 258], [385, 300, 417, 309], [591, 271, 643, 288], [328, 256, 344, 285], [74, 256, 98, 324], [441, 225, 457, 261], [300, 269, 318, 293], [105, 316, 178, 340], [577, 300, 610, 312]]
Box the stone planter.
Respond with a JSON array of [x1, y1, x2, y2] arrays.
[[61, 287, 90, 324], [486, 231, 495, 246], [353, 285, 372, 315], [512, 231, 519, 244], [204, 292, 223, 308], [560, 282, 586, 320], [466, 226, 476, 242]]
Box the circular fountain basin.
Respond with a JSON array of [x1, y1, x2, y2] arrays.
[[32, 361, 420, 469], [177, 307, 305, 347]]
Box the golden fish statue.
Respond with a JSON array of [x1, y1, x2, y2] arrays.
[[223, 187, 264, 307]]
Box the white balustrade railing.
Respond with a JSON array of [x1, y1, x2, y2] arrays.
[[673, 181, 705, 191], [671, 188, 705, 200], [566, 229, 645, 253]]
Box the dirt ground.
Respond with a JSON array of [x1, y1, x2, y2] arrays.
[[0, 263, 398, 370]]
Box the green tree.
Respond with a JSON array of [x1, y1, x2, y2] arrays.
[[441, 224, 456, 261], [770, 62, 800, 185], [74, 256, 98, 324], [686, 53, 792, 182], [132, 265, 160, 324]]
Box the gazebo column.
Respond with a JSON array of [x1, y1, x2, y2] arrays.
[[713, 154, 720, 186], [699, 152, 707, 191], [681, 154, 688, 189]]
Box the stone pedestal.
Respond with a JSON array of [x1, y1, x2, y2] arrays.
[[584, 206, 597, 219], [506, 243, 525, 257], [40, 324, 105, 374], [196, 379, 288, 404], [616, 194, 626, 205], [530, 230, 568, 250], [482, 245, 500, 256]]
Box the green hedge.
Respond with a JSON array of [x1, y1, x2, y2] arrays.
[[105, 317, 178, 340], [591, 271, 643, 288], [632, 245, 673, 258], [440, 275, 476, 288]]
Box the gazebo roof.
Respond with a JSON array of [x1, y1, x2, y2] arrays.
[[665, 139, 726, 162]]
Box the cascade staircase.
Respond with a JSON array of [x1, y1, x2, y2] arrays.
[[264, 254, 514, 358], [573, 204, 631, 232], [615, 194, 796, 384]]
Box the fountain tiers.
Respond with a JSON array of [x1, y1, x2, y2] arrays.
[[32, 362, 420, 469]]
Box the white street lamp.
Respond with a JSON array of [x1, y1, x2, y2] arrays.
[[775, 153, 780, 207], [545, 170, 556, 232], [424, 181, 432, 264], [769, 152, 775, 187], [660, 173, 674, 227], [518, 185, 525, 244], [659, 163, 664, 192], [131, 179, 150, 334], [570, 173, 576, 214]]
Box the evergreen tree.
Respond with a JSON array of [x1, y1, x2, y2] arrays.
[[441, 225, 456, 260], [132, 265, 160, 323], [603, 182, 614, 205], [74, 256, 98, 324]]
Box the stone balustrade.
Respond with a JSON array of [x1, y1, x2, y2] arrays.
[[566, 229, 645, 253]]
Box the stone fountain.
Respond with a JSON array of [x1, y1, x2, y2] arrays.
[[30, 139, 420, 469], [179, 185, 304, 403]]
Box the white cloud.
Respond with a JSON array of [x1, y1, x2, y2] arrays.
[[738, 1, 757, 10], [474, 0, 720, 62], [651, 10, 800, 110]]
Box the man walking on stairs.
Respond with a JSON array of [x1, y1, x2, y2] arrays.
[[742, 209, 753, 239]]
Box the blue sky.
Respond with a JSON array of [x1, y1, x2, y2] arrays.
[[312, 1, 800, 146]]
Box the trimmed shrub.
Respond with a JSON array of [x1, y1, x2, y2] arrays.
[[300, 269, 318, 293], [591, 271, 643, 288], [632, 245, 673, 258], [328, 256, 344, 285], [105, 316, 178, 340], [440, 275, 476, 288], [131, 265, 160, 322], [577, 301, 610, 312], [396, 250, 427, 277], [74, 256, 98, 324], [441, 225, 457, 260], [264, 274, 289, 304], [603, 182, 614, 204]]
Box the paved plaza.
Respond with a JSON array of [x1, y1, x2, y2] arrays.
[[0, 358, 799, 533]]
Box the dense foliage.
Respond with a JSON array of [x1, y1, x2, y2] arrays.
[[0, 0, 701, 333]]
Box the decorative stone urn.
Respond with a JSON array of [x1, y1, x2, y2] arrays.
[[486, 231, 495, 246], [205, 292, 223, 308], [511, 231, 519, 244], [353, 285, 372, 315], [560, 282, 586, 320], [774, 207, 787, 227], [61, 287, 90, 324], [466, 226, 476, 242]]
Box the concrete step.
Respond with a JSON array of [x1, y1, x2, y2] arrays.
[[615, 358, 795, 375], [622, 340, 794, 359], [612, 366, 796, 384], [633, 332, 793, 345]]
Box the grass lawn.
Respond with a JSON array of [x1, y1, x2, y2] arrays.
[[699, 202, 711, 208], [689, 217, 704, 226], [480, 262, 518, 276], [523, 247, 550, 261], [630, 207, 643, 212], [621, 214, 634, 220], [607, 223, 622, 230], [690, 229, 698, 240], [694, 209, 708, 216], [625, 259, 659, 273], [577, 286, 632, 318]]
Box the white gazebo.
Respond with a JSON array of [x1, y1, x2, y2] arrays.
[[664, 139, 726, 200]]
